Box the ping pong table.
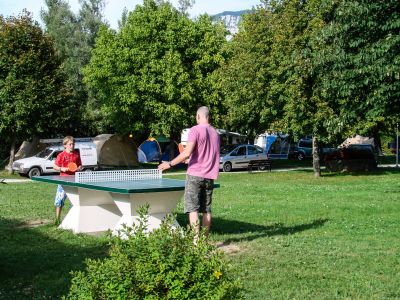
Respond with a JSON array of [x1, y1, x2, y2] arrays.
[[32, 169, 190, 234]]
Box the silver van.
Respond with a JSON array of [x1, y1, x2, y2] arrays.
[[219, 144, 268, 172]]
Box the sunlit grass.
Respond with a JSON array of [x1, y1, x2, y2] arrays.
[[0, 168, 399, 298]]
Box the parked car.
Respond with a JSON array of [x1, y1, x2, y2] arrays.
[[219, 144, 269, 172], [293, 138, 312, 160], [12, 142, 97, 178], [324, 144, 377, 172], [293, 138, 336, 161]]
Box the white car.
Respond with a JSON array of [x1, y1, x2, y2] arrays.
[[12, 143, 97, 178], [219, 144, 269, 172]]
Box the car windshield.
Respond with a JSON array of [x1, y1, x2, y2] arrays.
[[298, 140, 312, 148], [35, 149, 53, 158], [255, 145, 265, 153], [220, 145, 238, 155]]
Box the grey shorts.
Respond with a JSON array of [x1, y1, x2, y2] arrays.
[[184, 174, 214, 214]]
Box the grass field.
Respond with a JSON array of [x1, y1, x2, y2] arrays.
[[0, 167, 399, 299]]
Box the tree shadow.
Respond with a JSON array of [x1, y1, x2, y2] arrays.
[[176, 214, 328, 244], [0, 217, 109, 299], [292, 166, 400, 177], [322, 166, 400, 177]]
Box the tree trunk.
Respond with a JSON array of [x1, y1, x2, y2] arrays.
[[6, 137, 17, 175], [372, 131, 383, 156], [169, 133, 180, 161], [169, 140, 175, 161], [312, 137, 321, 177]]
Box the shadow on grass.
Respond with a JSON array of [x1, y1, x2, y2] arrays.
[[0, 218, 109, 299], [176, 214, 328, 243], [322, 167, 400, 177]]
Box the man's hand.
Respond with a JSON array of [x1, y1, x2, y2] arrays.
[[158, 161, 171, 171]]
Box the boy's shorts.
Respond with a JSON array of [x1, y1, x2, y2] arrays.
[[184, 174, 214, 214], [54, 185, 67, 207]]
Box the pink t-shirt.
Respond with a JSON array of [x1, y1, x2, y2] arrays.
[[187, 124, 220, 180]]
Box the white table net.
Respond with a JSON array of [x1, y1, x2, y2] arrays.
[[75, 169, 162, 183]]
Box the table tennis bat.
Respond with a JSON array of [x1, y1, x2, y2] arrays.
[[68, 162, 78, 172]]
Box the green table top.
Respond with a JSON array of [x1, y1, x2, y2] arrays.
[[32, 175, 219, 194]]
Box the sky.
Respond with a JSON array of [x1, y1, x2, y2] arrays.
[[0, 0, 261, 29]]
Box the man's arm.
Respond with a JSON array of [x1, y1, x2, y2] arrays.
[[158, 141, 195, 171]]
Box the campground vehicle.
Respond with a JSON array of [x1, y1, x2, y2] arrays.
[[324, 144, 377, 172], [181, 128, 246, 147], [12, 134, 139, 178], [12, 142, 97, 178], [219, 144, 269, 172], [293, 138, 313, 160], [254, 132, 290, 159], [293, 138, 337, 161]]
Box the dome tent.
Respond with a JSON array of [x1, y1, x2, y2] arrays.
[[154, 135, 180, 162], [138, 138, 162, 162], [15, 137, 46, 160], [254, 132, 290, 159], [161, 140, 180, 161], [339, 135, 375, 148], [137, 148, 147, 163], [93, 134, 138, 168]]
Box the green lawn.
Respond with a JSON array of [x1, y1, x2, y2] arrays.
[[0, 168, 399, 299]]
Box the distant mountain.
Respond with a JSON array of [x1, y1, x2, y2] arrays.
[[211, 10, 251, 37]]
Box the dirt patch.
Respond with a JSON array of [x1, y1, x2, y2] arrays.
[[213, 242, 241, 254], [16, 219, 52, 228]]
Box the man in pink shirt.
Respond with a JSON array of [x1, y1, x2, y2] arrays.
[[158, 106, 220, 238]]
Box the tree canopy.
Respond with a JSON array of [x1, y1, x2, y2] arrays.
[[310, 0, 400, 141], [222, 0, 399, 145], [41, 0, 107, 135], [84, 0, 228, 139], [0, 12, 70, 141], [0, 12, 71, 169]]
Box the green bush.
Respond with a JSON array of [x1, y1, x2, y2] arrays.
[[65, 206, 242, 299]]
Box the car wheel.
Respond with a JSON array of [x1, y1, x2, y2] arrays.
[[223, 162, 232, 172], [28, 167, 41, 178], [297, 152, 305, 161]]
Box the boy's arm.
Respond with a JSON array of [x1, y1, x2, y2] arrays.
[[76, 152, 83, 171], [53, 163, 68, 173], [54, 153, 68, 172]]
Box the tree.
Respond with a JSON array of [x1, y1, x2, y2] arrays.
[[84, 0, 228, 144], [217, 6, 278, 138], [41, 0, 107, 135], [274, 0, 399, 174], [310, 0, 400, 148], [220, 0, 332, 176], [0, 12, 71, 172], [271, 0, 335, 177]]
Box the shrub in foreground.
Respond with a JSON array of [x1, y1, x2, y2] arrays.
[[65, 206, 242, 299]]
